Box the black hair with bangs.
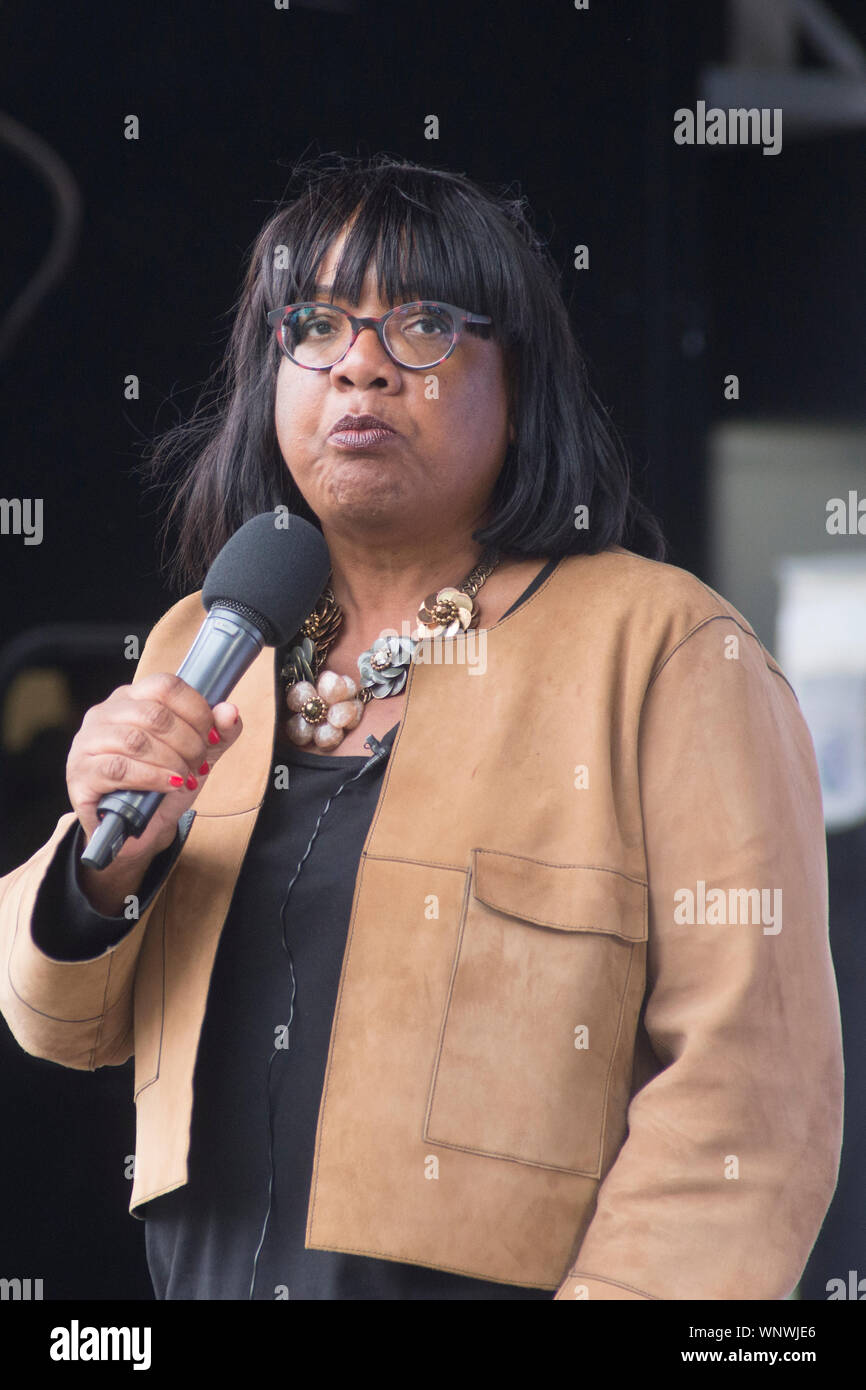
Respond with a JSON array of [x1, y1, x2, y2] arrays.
[[142, 152, 666, 592]]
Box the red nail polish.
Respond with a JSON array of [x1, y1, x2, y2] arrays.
[[198, 762, 209, 775], [186, 775, 198, 790], [169, 775, 184, 787], [208, 727, 220, 745]]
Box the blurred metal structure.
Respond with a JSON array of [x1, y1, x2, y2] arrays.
[[0, 624, 147, 869], [0, 113, 82, 363], [702, 0, 866, 135]]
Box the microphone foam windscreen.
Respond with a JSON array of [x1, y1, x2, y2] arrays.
[[201, 512, 331, 647]]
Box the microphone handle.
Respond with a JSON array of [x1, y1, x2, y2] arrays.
[[79, 607, 265, 871]]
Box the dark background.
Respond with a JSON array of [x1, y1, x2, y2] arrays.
[[1, 0, 863, 1301]]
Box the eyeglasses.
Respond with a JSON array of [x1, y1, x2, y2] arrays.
[[266, 300, 493, 371]]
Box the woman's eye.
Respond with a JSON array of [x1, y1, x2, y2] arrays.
[[297, 314, 336, 338], [405, 314, 448, 335]]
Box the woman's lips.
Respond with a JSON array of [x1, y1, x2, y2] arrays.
[[328, 427, 398, 449]]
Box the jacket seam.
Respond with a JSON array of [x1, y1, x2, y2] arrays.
[[7, 887, 115, 1025], [365, 850, 648, 888], [422, 868, 471, 1160], [90, 934, 122, 1064], [364, 854, 468, 871], [133, 886, 168, 1098], [645, 613, 797, 701], [475, 850, 648, 887], [597, 933, 642, 1171], [418, 1132, 604, 1178], [191, 803, 266, 818], [563, 1271, 658, 1299], [1, 981, 124, 1026], [474, 898, 644, 938]]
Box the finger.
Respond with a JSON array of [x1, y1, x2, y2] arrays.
[[127, 672, 221, 746], [96, 683, 214, 771], [74, 750, 208, 802], [74, 719, 220, 787]]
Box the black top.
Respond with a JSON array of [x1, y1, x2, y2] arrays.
[[32, 557, 560, 1300]]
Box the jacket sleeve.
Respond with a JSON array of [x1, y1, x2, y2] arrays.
[[0, 604, 196, 1072], [30, 816, 184, 963], [553, 615, 845, 1300]]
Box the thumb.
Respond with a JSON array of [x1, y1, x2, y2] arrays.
[[210, 701, 241, 742]]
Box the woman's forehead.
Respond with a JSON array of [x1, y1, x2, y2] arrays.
[[309, 220, 432, 303], [311, 276, 411, 311]]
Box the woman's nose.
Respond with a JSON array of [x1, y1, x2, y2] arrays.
[[332, 324, 400, 384]]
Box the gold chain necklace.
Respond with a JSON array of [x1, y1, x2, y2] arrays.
[[279, 547, 501, 750]]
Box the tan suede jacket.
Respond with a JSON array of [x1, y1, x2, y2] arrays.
[[0, 547, 844, 1299]]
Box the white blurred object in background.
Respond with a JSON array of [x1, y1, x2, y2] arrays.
[[776, 554, 866, 832]]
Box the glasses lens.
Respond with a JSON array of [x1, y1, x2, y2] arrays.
[[385, 303, 455, 366], [283, 305, 353, 367], [281, 302, 457, 368]]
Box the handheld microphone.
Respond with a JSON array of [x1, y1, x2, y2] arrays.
[[80, 512, 331, 871]]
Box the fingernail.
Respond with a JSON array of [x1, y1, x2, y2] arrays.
[[186, 775, 198, 790], [169, 775, 184, 787], [208, 727, 220, 745], [198, 761, 209, 775]]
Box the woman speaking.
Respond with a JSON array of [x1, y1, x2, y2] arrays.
[[0, 154, 843, 1301]]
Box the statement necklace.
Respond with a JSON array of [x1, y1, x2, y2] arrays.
[[279, 548, 501, 750]]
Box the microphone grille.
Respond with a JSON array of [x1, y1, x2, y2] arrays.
[[201, 512, 332, 648], [207, 598, 280, 646]]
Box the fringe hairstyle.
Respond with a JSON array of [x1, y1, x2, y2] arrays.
[[141, 152, 666, 592]]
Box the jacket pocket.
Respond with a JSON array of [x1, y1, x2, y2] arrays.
[[423, 849, 647, 1176]]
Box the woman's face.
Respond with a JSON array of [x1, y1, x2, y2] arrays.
[[274, 225, 514, 544]]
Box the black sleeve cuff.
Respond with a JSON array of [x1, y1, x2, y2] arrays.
[[30, 819, 185, 963]]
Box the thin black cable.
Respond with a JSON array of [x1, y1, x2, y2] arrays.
[[248, 735, 391, 1300]]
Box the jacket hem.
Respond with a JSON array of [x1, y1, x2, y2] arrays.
[[129, 1175, 189, 1222], [304, 1236, 559, 1290]]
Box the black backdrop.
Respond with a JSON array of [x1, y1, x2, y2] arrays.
[[1, 0, 863, 1301]]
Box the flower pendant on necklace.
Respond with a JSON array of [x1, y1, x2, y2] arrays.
[[283, 581, 481, 750], [285, 671, 363, 750], [357, 635, 414, 697], [413, 585, 475, 639]]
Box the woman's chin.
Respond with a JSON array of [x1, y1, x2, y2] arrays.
[[321, 468, 409, 522]]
